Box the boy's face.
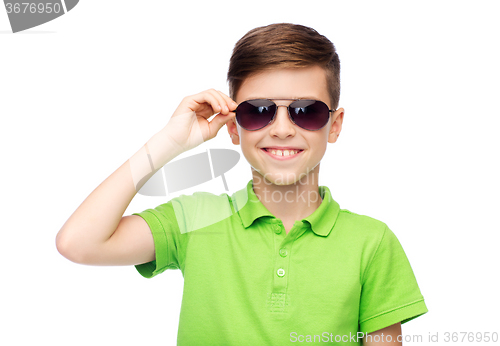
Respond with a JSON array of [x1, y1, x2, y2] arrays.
[[227, 65, 344, 186]]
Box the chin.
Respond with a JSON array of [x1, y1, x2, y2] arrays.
[[255, 170, 307, 186]]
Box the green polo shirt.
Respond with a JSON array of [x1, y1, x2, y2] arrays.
[[133, 179, 427, 345]]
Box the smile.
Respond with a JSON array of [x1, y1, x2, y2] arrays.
[[261, 148, 304, 160]]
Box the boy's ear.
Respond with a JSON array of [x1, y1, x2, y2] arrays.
[[226, 118, 240, 145], [328, 108, 344, 144]]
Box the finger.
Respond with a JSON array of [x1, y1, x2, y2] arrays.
[[205, 89, 231, 114], [207, 112, 236, 140], [187, 90, 223, 117], [215, 90, 239, 112]]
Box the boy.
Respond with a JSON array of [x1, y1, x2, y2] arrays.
[[56, 23, 427, 345]]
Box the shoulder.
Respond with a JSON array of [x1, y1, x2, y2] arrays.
[[334, 209, 407, 277], [333, 208, 395, 253], [171, 190, 231, 209], [337, 208, 388, 236], [170, 191, 234, 234]]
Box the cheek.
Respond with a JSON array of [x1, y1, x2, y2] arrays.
[[309, 132, 328, 147], [238, 134, 256, 158], [310, 135, 329, 158], [236, 123, 242, 138]]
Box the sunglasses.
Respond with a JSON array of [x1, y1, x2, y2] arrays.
[[234, 98, 334, 131]]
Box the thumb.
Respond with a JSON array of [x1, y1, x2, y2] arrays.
[[207, 112, 236, 140]]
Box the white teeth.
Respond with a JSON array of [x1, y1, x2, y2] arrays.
[[268, 149, 300, 156]]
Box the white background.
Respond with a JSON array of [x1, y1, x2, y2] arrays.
[[1, 0, 499, 345]]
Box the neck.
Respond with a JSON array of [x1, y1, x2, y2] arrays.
[[251, 168, 323, 223]]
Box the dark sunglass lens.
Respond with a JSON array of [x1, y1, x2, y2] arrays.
[[236, 99, 276, 130], [290, 100, 329, 130]]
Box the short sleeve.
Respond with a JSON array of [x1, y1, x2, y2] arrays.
[[132, 200, 184, 279], [359, 225, 428, 334]]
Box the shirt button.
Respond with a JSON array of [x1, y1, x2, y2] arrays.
[[277, 268, 285, 277], [274, 226, 281, 234], [279, 248, 288, 257]]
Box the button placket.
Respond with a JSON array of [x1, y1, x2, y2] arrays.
[[274, 225, 282, 234], [275, 243, 288, 279], [272, 222, 288, 291], [269, 220, 302, 315]]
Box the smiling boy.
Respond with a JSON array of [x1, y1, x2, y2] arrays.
[[56, 23, 427, 345], [227, 65, 338, 234]]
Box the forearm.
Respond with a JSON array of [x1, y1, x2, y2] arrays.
[[55, 128, 182, 261]]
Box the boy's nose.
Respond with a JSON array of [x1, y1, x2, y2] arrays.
[[272, 105, 295, 128], [268, 105, 296, 137]]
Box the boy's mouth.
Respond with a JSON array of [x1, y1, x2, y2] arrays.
[[261, 148, 304, 158]]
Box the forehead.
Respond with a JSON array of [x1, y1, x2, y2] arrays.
[[236, 66, 330, 105]]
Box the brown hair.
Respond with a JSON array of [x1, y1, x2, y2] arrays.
[[227, 23, 341, 110]]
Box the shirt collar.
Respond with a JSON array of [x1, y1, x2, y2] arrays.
[[230, 179, 340, 237]]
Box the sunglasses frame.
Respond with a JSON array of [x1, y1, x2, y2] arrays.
[[235, 98, 335, 131]]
